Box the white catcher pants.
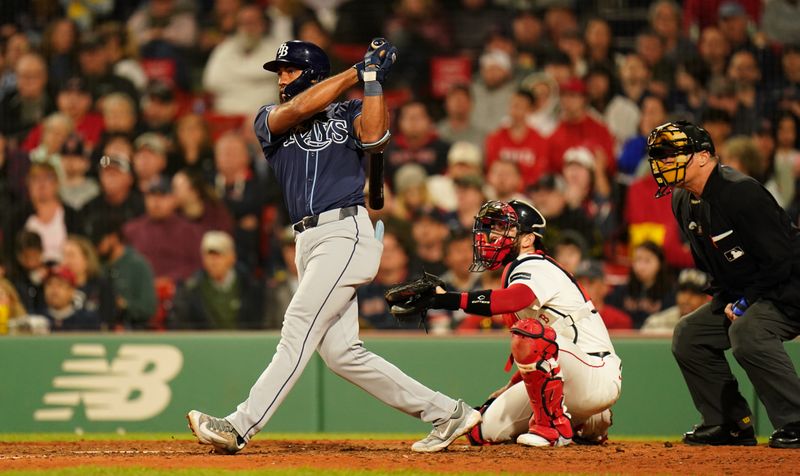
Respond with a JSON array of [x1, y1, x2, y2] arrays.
[[481, 336, 622, 443], [227, 207, 458, 441]]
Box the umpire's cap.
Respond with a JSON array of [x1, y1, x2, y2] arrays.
[[263, 40, 330, 78]]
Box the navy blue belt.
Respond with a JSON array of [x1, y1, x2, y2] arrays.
[[293, 206, 359, 234]]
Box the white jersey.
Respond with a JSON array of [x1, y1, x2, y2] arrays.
[[503, 252, 615, 355]]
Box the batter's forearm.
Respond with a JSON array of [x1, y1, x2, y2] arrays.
[[270, 69, 359, 134], [360, 89, 389, 145]]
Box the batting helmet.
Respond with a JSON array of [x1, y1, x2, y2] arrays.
[[263, 40, 331, 100], [646, 120, 715, 198]]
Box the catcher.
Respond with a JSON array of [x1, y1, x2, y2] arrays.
[[386, 200, 622, 447]]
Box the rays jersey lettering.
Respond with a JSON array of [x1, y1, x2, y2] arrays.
[[254, 100, 366, 223], [282, 119, 350, 151]]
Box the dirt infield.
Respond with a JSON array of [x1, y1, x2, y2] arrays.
[[2, 439, 800, 474]]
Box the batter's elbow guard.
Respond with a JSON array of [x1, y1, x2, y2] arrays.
[[358, 130, 391, 153]]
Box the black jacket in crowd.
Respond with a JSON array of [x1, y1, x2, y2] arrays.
[[672, 164, 800, 318]]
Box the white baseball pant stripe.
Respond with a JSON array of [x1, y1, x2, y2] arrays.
[[227, 207, 457, 440]]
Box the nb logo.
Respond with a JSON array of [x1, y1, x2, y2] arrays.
[[277, 43, 289, 58], [34, 344, 183, 422]]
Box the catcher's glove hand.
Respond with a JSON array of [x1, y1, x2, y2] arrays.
[[384, 272, 444, 321]]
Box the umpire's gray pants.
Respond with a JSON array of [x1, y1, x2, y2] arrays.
[[672, 300, 800, 429]]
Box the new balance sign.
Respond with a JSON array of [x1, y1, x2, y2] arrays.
[[34, 344, 183, 421]]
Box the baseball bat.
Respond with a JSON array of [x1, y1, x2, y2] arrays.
[[368, 152, 384, 210]]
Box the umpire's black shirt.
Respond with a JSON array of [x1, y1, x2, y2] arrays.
[[672, 164, 800, 317]]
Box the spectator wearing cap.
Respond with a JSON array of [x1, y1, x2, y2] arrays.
[[606, 241, 676, 329], [59, 134, 100, 210], [42, 265, 102, 331], [263, 226, 299, 330], [132, 132, 169, 194], [0, 53, 55, 140], [140, 80, 178, 138], [28, 113, 74, 172], [574, 259, 632, 329], [171, 230, 263, 330], [436, 84, 487, 150], [213, 132, 266, 274], [562, 146, 614, 239], [528, 173, 602, 258], [123, 176, 204, 283], [23, 76, 104, 153], [172, 167, 234, 236], [547, 77, 616, 179], [683, 0, 761, 38], [61, 235, 117, 329], [427, 141, 483, 212], [82, 137, 145, 229], [485, 89, 550, 188], [486, 159, 526, 203], [717, 1, 759, 53], [203, 4, 281, 115], [641, 269, 712, 334], [383, 101, 450, 191], [77, 33, 139, 103], [470, 49, 517, 133], [5, 162, 83, 264], [90, 213, 156, 329], [762, 0, 800, 47]]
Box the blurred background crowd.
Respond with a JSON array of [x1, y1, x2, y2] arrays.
[[0, 0, 798, 335]]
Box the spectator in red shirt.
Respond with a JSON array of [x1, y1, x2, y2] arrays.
[[123, 177, 203, 283], [547, 77, 615, 178], [485, 89, 550, 188]]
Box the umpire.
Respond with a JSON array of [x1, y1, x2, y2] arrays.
[[647, 121, 800, 449]]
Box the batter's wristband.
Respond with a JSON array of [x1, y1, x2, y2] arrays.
[[364, 80, 383, 96], [431, 292, 461, 311]]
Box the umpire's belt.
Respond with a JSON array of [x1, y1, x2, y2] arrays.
[[293, 205, 359, 234]]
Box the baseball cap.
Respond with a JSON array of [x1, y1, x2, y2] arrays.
[[45, 265, 77, 287], [99, 155, 131, 174], [144, 176, 172, 195], [559, 77, 586, 95], [134, 133, 167, 155], [201, 231, 234, 255], [145, 80, 175, 103], [677, 268, 710, 293], [574, 259, 604, 280], [394, 163, 428, 195], [718, 1, 746, 19], [447, 141, 482, 168], [60, 134, 85, 157], [563, 146, 595, 171], [479, 50, 512, 72], [58, 76, 90, 95]]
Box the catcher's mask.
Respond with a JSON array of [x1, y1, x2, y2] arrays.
[[470, 200, 546, 272], [646, 120, 715, 198]]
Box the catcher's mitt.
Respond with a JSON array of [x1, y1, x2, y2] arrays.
[[384, 272, 444, 323]]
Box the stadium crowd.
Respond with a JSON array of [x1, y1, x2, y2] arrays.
[[0, 0, 798, 335]]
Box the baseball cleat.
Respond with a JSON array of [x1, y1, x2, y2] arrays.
[[517, 432, 572, 447], [682, 423, 757, 446], [187, 410, 246, 454], [411, 400, 482, 453]]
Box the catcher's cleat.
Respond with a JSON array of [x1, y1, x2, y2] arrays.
[[187, 410, 246, 454], [411, 400, 482, 453], [517, 432, 572, 447], [682, 423, 756, 446]]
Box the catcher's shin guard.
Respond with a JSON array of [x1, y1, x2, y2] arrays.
[[510, 319, 573, 445]]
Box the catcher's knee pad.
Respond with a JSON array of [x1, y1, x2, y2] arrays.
[[510, 318, 559, 372]]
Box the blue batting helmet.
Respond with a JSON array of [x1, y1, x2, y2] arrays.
[[263, 40, 330, 100]]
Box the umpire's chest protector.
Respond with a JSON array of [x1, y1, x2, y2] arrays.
[[672, 165, 800, 315]]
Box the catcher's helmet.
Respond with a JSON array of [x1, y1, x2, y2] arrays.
[[470, 199, 546, 272], [263, 40, 331, 100], [647, 120, 714, 198]]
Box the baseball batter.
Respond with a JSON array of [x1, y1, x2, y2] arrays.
[[389, 200, 622, 446], [187, 39, 480, 454]]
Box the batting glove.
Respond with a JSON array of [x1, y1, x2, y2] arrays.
[[354, 38, 398, 83]]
